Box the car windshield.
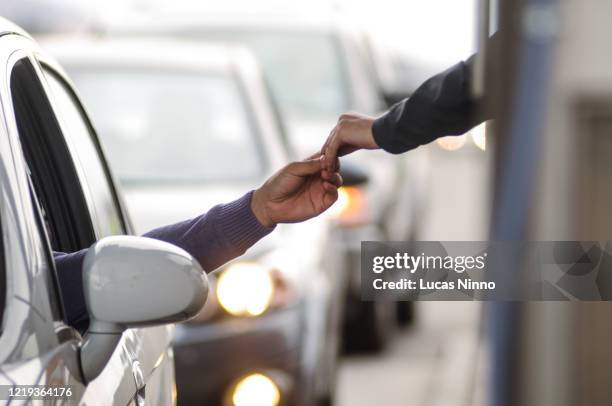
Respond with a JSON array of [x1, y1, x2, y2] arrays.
[[69, 69, 264, 184], [201, 30, 350, 121]]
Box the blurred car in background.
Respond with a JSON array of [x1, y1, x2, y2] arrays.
[[108, 7, 426, 351], [44, 37, 347, 405], [360, 33, 444, 107]]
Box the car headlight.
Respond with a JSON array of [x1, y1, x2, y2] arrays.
[[470, 123, 487, 151], [328, 186, 368, 226], [186, 260, 295, 324], [217, 262, 275, 317], [231, 373, 281, 406], [436, 134, 468, 151]]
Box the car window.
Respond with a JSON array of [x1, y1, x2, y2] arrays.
[[192, 30, 350, 121], [9, 57, 95, 322], [42, 67, 126, 237], [69, 69, 265, 184], [11, 59, 96, 252]]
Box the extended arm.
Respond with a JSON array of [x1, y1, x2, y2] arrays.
[[54, 191, 272, 327], [54, 156, 342, 328], [372, 54, 484, 154], [143, 191, 272, 271], [321, 34, 498, 166]]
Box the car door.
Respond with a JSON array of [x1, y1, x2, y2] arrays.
[[0, 31, 144, 405], [36, 56, 175, 406]]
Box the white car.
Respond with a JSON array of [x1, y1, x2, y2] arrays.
[[45, 38, 348, 405], [107, 8, 426, 351], [0, 18, 208, 405]]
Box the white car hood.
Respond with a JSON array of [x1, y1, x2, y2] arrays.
[[122, 182, 257, 235]]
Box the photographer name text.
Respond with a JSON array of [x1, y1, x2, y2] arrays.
[[371, 252, 496, 291]]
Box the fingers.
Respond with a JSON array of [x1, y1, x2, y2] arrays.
[[322, 113, 377, 170], [323, 116, 354, 170], [322, 170, 342, 210], [322, 184, 339, 209], [320, 157, 340, 173], [321, 127, 336, 158], [321, 170, 343, 187], [287, 156, 324, 176], [324, 128, 342, 170], [289, 154, 339, 176], [322, 181, 336, 193], [332, 157, 340, 172]]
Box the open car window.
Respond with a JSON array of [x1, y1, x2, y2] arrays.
[[10, 57, 103, 327], [11, 59, 96, 253]]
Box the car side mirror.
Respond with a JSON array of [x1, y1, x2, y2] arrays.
[[339, 161, 369, 187], [79, 236, 208, 382]]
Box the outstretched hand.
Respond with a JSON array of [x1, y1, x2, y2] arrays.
[[321, 112, 379, 170], [251, 155, 343, 227]]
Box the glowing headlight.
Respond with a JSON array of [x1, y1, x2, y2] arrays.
[[470, 123, 486, 151], [436, 134, 467, 151], [232, 373, 280, 406], [328, 186, 368, 226], [217, 262, 274, 317], [328, 187, 351, 217]]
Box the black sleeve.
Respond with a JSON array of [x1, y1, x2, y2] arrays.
[[372, 36, 496, 154], [54, 249, 89, 330]]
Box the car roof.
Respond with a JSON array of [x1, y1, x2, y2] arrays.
[[40, 36, 256, 75], [112, 15, 335, 34], [103, 3, 352, 35], [0, 16, 32, 39]]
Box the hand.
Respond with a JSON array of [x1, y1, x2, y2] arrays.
[[251, 155, 343, 227], [321, 112, 379, 170]]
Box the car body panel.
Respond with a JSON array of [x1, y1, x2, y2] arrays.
[[0, 18, 176, 405]]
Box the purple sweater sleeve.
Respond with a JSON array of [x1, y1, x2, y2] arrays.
[[54, 191, 274, 327], [143, 190, 274, 271]]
